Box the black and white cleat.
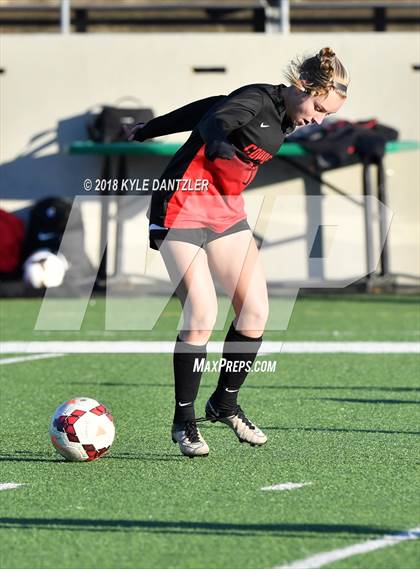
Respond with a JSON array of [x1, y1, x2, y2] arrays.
[[205, 400, 267, 446], [171, 420, 209, 457]]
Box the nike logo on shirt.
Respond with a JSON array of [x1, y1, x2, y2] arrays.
[[260, 122, 270, 128]]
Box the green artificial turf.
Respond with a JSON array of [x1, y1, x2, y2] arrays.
[[1, 294, 419, 341], [0, 296, 419, 569]]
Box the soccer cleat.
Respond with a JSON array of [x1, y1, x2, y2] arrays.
[[205, 400, 267, 446], [171, 420, 209, 458]]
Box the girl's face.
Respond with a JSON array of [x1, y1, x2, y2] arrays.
[[285, 87, 346, 127]]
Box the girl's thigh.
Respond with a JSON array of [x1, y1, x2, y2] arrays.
[[205, 230, 268, 330], [158, 239, 218, 330]]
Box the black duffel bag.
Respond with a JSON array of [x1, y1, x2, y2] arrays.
[[87, 97, 154, 142], [22, 197, 95, 282], [288, 118, 398, 170]]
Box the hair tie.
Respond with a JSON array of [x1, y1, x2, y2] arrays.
[[333, 81, 347, 93]]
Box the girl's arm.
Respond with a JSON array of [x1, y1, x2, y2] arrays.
[[198, 88, 264, 160], [130, 95, 225, 141]]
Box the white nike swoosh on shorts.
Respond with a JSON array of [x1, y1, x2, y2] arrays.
[[37, 232, 56, 240], [149, 224, 168, 230]]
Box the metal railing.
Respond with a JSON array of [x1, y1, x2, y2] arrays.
[[0, 1, 418, 33], [0, 2, 267, 33]]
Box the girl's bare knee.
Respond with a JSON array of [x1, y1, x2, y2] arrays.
[[235, 303, 269, 333], [180, 308, 217, 345], [180, 329, 212, 345]]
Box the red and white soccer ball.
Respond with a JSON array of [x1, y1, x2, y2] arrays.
[[49, 397, 115, 462]]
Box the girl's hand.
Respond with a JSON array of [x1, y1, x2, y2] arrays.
[[124, 122, 145, 141], [205, 140, 235, 161]]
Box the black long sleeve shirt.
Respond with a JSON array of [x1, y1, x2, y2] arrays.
[[135, 83, 295, 230]]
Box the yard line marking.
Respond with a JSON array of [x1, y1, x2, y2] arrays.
[[0, 353, 64, 365], [261, 482, 312, 491], [277, 342, 420, 354], [0, 483, 24, 491], [1, 342, 419, 354], [274, 526, 420, 569]]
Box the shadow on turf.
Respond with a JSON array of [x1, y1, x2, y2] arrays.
[[0, 451, 62, 463], [70, 381, 159, 388], [0, 450, 185, 463], [70, 382, 420, 394], [299, 295, 420, 305], [256, 386, 420, 393], [306, 396, 420, 405], [103, 452, 184, 462], [261, 426, 420, 436], [0, 518, 406, 538]]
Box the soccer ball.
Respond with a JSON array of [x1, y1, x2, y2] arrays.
[[23, 249, 68, 289], [49, 397, 115, 461]]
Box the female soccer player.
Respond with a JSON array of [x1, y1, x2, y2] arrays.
[[128, 47, 349, 457]]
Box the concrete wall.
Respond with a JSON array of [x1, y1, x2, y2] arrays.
[[1, 33, 419, 284]]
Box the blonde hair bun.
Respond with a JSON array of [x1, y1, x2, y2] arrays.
[[285, 47, 349, 98]]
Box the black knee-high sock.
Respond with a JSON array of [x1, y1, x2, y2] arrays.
[[211, 321, 263, 410], [173, 334, 207, 423]]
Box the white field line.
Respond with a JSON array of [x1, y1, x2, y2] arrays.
[[261, 482, 312, 491], [274, 526, 420, 569], [1, 341, 419, 354], [0, 353, 64, 365], [0, 483, 24, 491]]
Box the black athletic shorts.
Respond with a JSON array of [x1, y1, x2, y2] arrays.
[[149, 218, 251, 251]]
